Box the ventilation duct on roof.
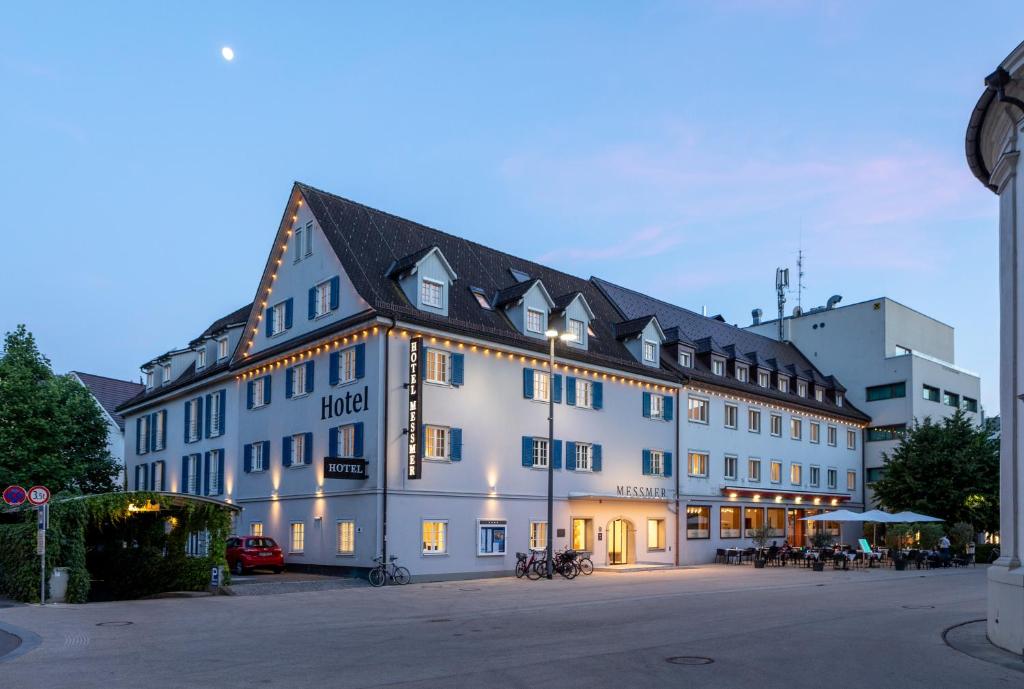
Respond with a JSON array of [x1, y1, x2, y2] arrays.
[[751, 308, 763, 325], [826, 294, 843, 310]]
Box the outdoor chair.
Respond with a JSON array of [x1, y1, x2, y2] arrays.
[[715, 548, 727, 564]]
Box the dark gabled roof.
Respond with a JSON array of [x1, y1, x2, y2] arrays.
[[493, 278, 543, 309], [385, 245, 437, 278], [593, 277, 869, 422], [722, 344, 751, 364], [662, 326, 695, 347], [695, 336, 728, 357], [296, 183, 676, 382], [71, 372, 145, 430], [613, 315, 658, 340], [189, 303, 252, 345]]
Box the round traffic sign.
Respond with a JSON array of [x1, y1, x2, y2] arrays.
[[3, 485, 27, 506], [27, 486, 50, 506]]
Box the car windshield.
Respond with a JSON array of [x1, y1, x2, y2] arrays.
[[246, 538, 276, 548]]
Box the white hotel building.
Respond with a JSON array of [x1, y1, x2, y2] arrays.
[[119, 183, 866, 576]]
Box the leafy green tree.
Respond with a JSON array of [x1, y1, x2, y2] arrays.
[[873, 410, 999, 533], [0, 325, 120, 493]]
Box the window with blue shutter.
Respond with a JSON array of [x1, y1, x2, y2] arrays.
[[450, 353, 465, 387], [183, 400, 192, 442], [593, 382, 603, 410], [449, 428, 462, 461], [329, 351, 340, 385], [303, 432, 313, 464], [282, 436, 293, 467], [203, 452, 211, 496], [354, 343, 365, 379], [642, 392, 652, 418], [216, 452, 225, 495], [521, 436, 532, 467], [566, 377, 576, 406], [204, 394, 212, 438], [181, 455, 190, 494], [552, 374, 562, 404], [286, 367, 295, 399], [329, 276, 340, 310], [265, 306, 274, 337], [136, 418, 143, 454], [148, 413, 157, 452], [664, 452, 673, 478], [263, 375, 272, 405], [261, 441, 270, 467], [149, 463, 156, 490], [642, 449, 652, 475], [592, 444, 602, 472], [284, 298, 294, 329], [308, 286, 317, 320], [244, 444, 252, 473], [305, 361, 314, 394], [523, 368, 534, 398], [664, 395, 674, 422], [329, 427, 339, 458], [218, 390, 226, 435], [552, 439, 562, 469], [246, 380, 254, 409], [134, 465, 142, 490], [565, 441, 576, 471], [353, 423, 364, 457]]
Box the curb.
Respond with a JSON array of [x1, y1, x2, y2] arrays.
[[0, 620, 42, 664]]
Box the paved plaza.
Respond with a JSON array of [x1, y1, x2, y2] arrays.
[[0, 565, 1020, 688]]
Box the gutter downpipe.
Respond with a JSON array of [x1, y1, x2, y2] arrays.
[[381, 317, 396, 570]]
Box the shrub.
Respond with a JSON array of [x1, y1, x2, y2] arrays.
[[949, 522, 975, 554], [976, 543, 997, 564]]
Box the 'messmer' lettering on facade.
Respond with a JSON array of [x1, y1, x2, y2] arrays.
[[407, 337, 423, 479], [616, 485, 668, 499]]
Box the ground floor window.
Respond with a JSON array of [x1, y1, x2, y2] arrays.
[[647, 519, 666, 551], [250, 522, 263, 537], [686, 505, 710, 539], [337, 520, 355, 555], [478, 519, 507, 556], [529, 520, 547, 550], [572, 518, 591, 551], [290, 522, 304, 553], [720, 506, 740, 538], [186, 530, 210, 557], [744, 507, 765, 537], [422, 520, 448, 554], [766, 507, 785, 537]]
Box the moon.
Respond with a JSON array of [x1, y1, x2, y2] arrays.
[[221, 46, 235, 62]]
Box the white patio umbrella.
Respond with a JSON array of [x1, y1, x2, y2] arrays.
[[858, 509, 905, 523], [889, 511, 944, 523], [799, 509, 869, 522]]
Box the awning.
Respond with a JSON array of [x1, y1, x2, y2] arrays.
[[720, 486, 851, 505]]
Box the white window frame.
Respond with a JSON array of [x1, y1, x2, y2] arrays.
[[162, 363, 171, 385], [575, 442, 593, 472], [293, 225, 304, 262], [769, 460, 782, 484], [251, 377, 267, 409], [425, 349, 451, 385], [778, 377, 789, 393], [809, 465, 821, 487], [847, 429, 857, 450], [736, 365, 748, 383], [790, 462, 802, 486], [145, 370, 154, 389], [827, 426, 837, 447], [421, 278, 444, 309], [687, 451, 709, 477], [798, 381, 807, 397], [810, 422, 820, 444], [188, 454, 200, 495], [529, 521, 547, 550], [827, 468, 838, 489], [748, 408, 761, 433], [207, 450, 221, 496], [770, 414, 782, 437], [712, 358, 725, 376], [422, 519, 448, 554], [526, 308, 544, 334], [190, 397, 203, 442], [724, 403, 738, 429], [758, 370, 770, 388], [154, 411, 165, 450], [532, 438, 549, 469], [643, 340, 658, 363], [152, 461, 164, 491], [290, 363, 307, 398], [315, 279, 332, 317], [291, 433, 306, 468], [304, 221, 313, 256], [837, 393, 844, 407], [724, 454, 738, 481], [567, 318, 584, 344], [847, 470, 857, 491], [337, 520, 356, 555], [650, 450, 665, 477], [290, 522, 305, 553], [679, 351, 693, 368], [338, 346, 358, 385], [790, 417, 802, 440], [209, 392, 222, 437], [271, 301, 287, 336], [196, 347, 206, 369], [532, 369, 550, 402], [250, 442, 265, 472], [338, 424, 356, 458], [748, 458, 762, 482], [575, 378, 593, 409], [686, 396, 707, 424], [425, 425, 450, 461], [217, 338, 229, 361], [815, 388, 824, 402]]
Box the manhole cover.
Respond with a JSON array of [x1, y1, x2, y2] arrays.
[[666, 656, 714, 666], [96, 621, 133, 627], [427, 618, 452, 623], [902, 605, 935, 610], [815, 584, 825, 587], [459, 587, 480, 592]]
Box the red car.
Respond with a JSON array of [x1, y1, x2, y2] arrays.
[[226, 536, 284, 575]]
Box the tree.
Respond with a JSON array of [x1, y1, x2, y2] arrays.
[[0, 325, 121, 493], [873, 410, 999, 533]]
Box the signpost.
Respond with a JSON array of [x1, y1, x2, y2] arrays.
[[4, 485, 50, 605], [406, 337, 423, 480]]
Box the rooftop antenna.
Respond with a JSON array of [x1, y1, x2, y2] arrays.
[[775, 267, 789, 341], [795, 240, 805, 311]]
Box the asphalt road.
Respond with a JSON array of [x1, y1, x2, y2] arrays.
[[0, 565, 1018, 688]]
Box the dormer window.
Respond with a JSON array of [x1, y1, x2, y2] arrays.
[[643, 340, 658, 363], [798, 381, 807, 397], [470, 287, 492, 310], [526, 308, 544, 334], [567, 318, 584, 343], [736, 365, 748, 383], [162, 363, 171, 385], [510, 268, 530, 283], [815, 388, 824, 402], [588, 325, 597, 338], [197, 348, 207, 369], [421, 279, 444, 309], [778, 377, 789, 393], [758, 370, 770, 388], [836, 393, 844, 407], [679, 351, 693, 368], [217, 338, 229, 361], [145, 370, 154, 389], [712, 358, 725, 376]]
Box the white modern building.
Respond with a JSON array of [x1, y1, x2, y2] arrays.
[[70, 371, 144, 487], [119, 182, 867, 577], [964, 38, 1024, 656], [748, 297, 982, 506]]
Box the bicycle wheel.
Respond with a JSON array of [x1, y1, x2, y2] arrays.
[[557, 561, 577, 579], [579, 558, 594, 575], [368, 567, 386, 587], [515, 560, 527, 578], [527, 560, 544, 580], [393, 566, 412, 585]]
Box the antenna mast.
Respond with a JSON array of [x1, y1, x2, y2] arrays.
[[775, 267, 789, 341], [796, 247, 805, 310]]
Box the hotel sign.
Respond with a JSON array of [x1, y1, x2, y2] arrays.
[[323, 457, 368, 481], [616, 485, 668, 499], [407, 337, 423, 480]]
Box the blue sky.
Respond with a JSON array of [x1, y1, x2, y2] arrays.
[[1, 2, 1017, 414]]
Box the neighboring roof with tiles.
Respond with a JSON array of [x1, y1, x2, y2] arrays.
[[296, 183, 676, 381], [592, 277, 869, 422], [71, 372, 145, 430]]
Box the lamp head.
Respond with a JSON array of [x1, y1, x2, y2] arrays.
[[544, 329, 559, 339]]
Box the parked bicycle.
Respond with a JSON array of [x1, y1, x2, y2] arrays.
[[368, 555, 411, 586], [533, 547, 579, 579], [575, 551, 594, 575], [515, 551, 544, 580]]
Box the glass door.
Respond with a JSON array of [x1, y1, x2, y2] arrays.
[[608, 519, 631, 565]]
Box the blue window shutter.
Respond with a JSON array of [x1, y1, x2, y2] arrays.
[[451, 353, 464, 387], [149, 413, 157, 451], [160, 461, 166, 489], [449, 428, 462, 461], [263, 375, 272, 405], [664, 395, 674, 422], [304, 432, 313, 464], [216, 453, 225, 495], [265, 307, 273, 337], [553, 374, 562, 404], [354, 422, 364, 457], [181, 456, 189, 493], [246, 381, 254, 409], [642, 392, 652, 418], [261, 441, 270, 464], [664, 452, 673, 478], [244, 444, 252, 473], [522, 437, 532, 467], [161, 411, 167, 448], [329, 352, 340, 385], [136, 418, 142, 454], [565, 377, 576, 406], [150, 463, 156, 490], [552, 440, 562, 469], [282, 436, 293, 467], [284, 298, 294, 329], [286, 367, 295, 399], [203, 452, 211, 496], [523, 368, 534, 398], [593, 382, 603, 410], [329, 427, 339, 457], [183, 401, 191, 442], [565, 442, 576, 471], [642, 449, 652, 475], [204, 395, 211, 438], [308, 286, 317, 320], [593, 444, 602, 472], [305, 361, 314, 393], [355, 343, 366, 379], [218, 390, 226, 435], [329, 276, 340, 310], [134, 465, 141, 490]]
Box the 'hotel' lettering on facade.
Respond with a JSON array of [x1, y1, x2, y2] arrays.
[[407, 337, 423, 479]]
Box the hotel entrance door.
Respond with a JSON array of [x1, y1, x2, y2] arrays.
[[607, 519, 633, 565]]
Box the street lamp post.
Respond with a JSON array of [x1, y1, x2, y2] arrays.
[[545, 329, 575, 579]]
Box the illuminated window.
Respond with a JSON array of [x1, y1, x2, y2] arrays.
[[290, 522, 304, 553], [847, 470, 857, 491], [790, 462, 802, 486], [724, 403, 738, 429], [769, 460, 782, 483], [421, 278, 444, 309], [720, 507, 741, 538], [687, 452, 708, 477], [422, 520, 447, 554], [647, 519, 666, 550], [686, 506, 710, 539], [526, 308, 544, 333], [250, 522, 263, 537], [426, 349, 450, 384], [575, 379, 593, 409], [790, 417, 802, 440], [337, 520, 355, 555], [529, 521, 547, 550], [687, 396, 707, 423], [766, 507, 785, 537], [567, 318, 584, 343], [748, 409, 762, 433], [532, 369, 550, 402], [810, 422, 820, 444], [744, 507, 765, 537], [572, 518, 590, 550], [425, 426, 449, 460]]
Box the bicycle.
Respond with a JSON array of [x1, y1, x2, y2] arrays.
[[534, 548, 578, 579], [575, 551, 594, 575], [515, 551, 544, 580], [368, 555, 411, 586]]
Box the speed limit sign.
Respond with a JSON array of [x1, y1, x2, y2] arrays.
[[27, 486, 50, 506]]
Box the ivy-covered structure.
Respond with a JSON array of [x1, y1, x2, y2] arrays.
[[0, 492, 237, 602]]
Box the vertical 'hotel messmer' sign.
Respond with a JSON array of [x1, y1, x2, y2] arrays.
[[407, 337, 423, 479]]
